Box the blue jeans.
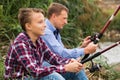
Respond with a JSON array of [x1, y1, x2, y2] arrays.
[[24, 72, 65, 80], [61, 70, 88, 80], [24, 61, 88, 80], [42, 61, 88, 80]]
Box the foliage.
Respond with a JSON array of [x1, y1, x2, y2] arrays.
[[0, 0, 120, 79], [53, 0, 108, 47], [86, 55, 120, 80], [0, 0, 54, 42], [0, 0, 119, 47], [109, 12, 120, 31], [0, 59, 4, 80]]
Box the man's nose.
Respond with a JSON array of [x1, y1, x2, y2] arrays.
[[65, 20, 68, 24]]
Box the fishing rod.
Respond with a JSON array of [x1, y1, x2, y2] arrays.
[[81, 41, 120, 64], [81, 5, 120, 61], [81, 41, 120, 72]]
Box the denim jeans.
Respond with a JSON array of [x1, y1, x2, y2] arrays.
[[61, 70, 88, 80], [24, 72, 65, 80], [41, 61, 88, 80], [14, 62, 88, 80]]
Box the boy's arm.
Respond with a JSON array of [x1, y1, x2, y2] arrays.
[[14, 42, 67, 78]]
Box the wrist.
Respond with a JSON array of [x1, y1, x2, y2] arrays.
[[64, 64, 69, 72], [80, 44, 86, 48], [84, 47, 89, 54]]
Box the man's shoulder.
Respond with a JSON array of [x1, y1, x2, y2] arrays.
[[45, 27, 53, 35]]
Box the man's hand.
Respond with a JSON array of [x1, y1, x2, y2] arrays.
[[84, 42, 98, 54], [80, 36, 91, 48]]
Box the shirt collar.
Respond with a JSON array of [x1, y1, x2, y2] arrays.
[[23, 32, 40, 48], [45, 19, 56, 32]]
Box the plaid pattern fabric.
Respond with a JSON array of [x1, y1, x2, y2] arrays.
[[4, 32, 69, 79]]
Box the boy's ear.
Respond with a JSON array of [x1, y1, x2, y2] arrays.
[[25, 23, 32, 31]]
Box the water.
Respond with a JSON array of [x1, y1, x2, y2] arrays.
[[97, 42, 120, 64]]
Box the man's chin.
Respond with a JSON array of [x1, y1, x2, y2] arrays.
[[59, 27, 63, 30]]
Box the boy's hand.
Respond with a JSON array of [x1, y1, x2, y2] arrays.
[[65, 59, 83, 72]]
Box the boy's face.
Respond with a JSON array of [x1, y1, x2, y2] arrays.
[[53, 10, 68, 29], [28, 12, 46, 36]]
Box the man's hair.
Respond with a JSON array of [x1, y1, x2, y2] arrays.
[[18, 8, 44, 31], [47, 3, 69, 19]]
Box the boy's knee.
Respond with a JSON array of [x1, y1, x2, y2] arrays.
[[41, 72, 65, 80], [50, 72, 65, 80]]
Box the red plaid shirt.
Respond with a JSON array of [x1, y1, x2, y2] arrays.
[[4, 32, 70, 79]]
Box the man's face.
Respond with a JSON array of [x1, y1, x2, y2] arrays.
[[54, 10, 68, 29], [28, 12, 46, 36]]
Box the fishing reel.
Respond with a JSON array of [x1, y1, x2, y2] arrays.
[[86, 60, 102, 73], [90, 32, 103, 44]]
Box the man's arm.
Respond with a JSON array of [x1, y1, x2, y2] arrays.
[[41, 30, 84, 59], [41, 42, 84, 73]]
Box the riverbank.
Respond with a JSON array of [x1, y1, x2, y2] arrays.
[[98, 42, 120, 64]]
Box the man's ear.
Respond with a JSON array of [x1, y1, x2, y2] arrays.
[[52, 13, 57, 19], [25, 23, 32, 31]]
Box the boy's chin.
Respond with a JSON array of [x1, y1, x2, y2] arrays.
[[40, 33, 45, 36]]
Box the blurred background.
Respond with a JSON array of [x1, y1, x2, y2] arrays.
[[0, 0, 120, 80]]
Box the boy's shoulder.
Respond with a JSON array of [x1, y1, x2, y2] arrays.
[[14, 32, 28, 44]]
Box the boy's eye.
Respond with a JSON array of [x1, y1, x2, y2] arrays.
[[38, 20, 43, 23], [39, 19, 45, 23]]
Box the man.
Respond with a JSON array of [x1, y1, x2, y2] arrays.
[[41, 3, 98, 80], [4, 8, 84, 80]]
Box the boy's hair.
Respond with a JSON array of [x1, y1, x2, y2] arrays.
[[18, 8, 44, 31], [47, 3, 69, 19]]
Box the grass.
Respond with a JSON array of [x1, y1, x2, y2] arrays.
[[0, 53, 120, 80], [0, 59, 4, 79], [0, 0, 120, 79]]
